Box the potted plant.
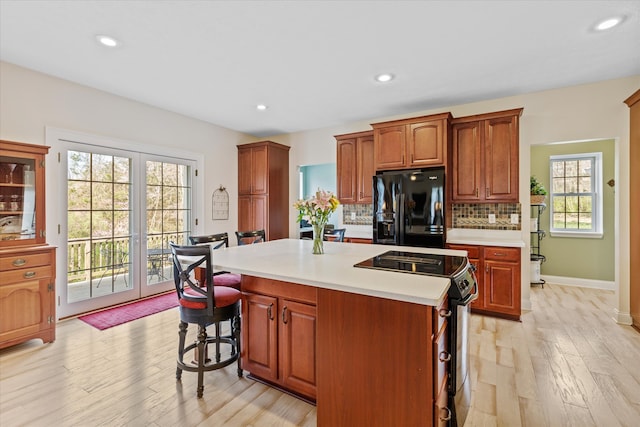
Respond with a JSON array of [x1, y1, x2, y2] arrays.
[[530, 175, 547, 204]]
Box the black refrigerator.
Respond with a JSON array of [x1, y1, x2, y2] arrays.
[[373, 167, 445, 248]]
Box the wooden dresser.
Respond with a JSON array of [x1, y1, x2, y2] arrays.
[[0, 140, 56, 349]]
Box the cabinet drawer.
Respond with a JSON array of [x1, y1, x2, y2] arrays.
[[0, 265, 53, 283], [483, 246, 520, 262], [447, 244, 479, 259], [242, 276, 317, 305], [0, 252, 52, 271]]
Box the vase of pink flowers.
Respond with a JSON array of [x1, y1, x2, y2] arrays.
[[294, 189, 340, 255]]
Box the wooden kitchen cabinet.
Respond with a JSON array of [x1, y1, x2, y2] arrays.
[[447, 243, 521, 320], [241, 276, 317, 401], [335, 130, 374, 204], [1, 139, 56, 349], [371, 112, 451, 171], [237, 141, 290, 241], [451, 109, 522, 203]]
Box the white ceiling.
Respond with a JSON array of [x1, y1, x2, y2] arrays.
[[1, 1, 639, 137]]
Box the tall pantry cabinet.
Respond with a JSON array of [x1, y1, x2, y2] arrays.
[[237, 141, 290, 241], [0, 140, 56, 349]]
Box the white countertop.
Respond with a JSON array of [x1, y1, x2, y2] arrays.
[[212, 239, 466, 306], [446, 228, 525, 248]]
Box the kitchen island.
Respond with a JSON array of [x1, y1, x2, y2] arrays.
[[211, 239, 466, 426]]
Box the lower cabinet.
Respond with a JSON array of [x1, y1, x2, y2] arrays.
[[0, 246, 57, 349], [241, 276, 317, 401], [447, 244, 521, 320]]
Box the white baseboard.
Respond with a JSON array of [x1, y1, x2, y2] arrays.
[[541, 275, 615, 291], [612, 308, 633, 325]]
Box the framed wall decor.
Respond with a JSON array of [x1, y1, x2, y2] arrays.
[[212, 185, 229, 220]]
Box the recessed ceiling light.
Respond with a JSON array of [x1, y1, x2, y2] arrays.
[[96, 35, 120, 47], [595, 17, 623, 31], [256, 104, 268, 111], [375, 73, 394, 83]]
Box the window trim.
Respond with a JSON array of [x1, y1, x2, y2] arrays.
[[548, 152, 603, 238]]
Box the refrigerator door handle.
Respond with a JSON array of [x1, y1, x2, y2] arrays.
[[397, 192, 405, 245]]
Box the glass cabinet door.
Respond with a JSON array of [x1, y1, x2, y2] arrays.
[[0, 141, 47, 246]]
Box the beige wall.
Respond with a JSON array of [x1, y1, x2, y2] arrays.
[[0, 61, 254, 241], [277, 76, 639, 324]]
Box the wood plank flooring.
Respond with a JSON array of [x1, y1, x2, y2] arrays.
[[1, 284, 639, 426]]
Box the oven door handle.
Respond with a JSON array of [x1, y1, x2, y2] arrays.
[[459, 280, 479, 305]]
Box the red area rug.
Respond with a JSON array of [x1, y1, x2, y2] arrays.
[[78, 292, 178, 330]]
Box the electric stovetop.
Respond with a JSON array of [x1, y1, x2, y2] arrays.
[[354, 250, 466, 278]]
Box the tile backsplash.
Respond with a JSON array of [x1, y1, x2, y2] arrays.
[[342, 204, 373, 225], [451, 203, 521, 230], [342, 202, 521, 230]]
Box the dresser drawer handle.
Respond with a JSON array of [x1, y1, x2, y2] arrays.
[[439, 407, 452, 422], [12, 258, 27, 267], [24, 271, 37, 279]]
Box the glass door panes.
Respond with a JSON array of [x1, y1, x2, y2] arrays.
[[145, 160, 191, 289], [0, 155, 37, 241], [67, 151, 133, 303]]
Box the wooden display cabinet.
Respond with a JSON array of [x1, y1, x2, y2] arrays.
[[241, 276, 317, 401], [237, 141, 290, 241], [451, 109, 522, 203], [371, 112, 451, 171], [336, 130, 374, 204], [0, 140, 56, 349]]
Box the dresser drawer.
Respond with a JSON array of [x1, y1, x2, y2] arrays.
[[0, 265, 53, 283], [0, 252, 52, 271]]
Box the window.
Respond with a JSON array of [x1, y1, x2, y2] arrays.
[[549, 152, 603, 238]]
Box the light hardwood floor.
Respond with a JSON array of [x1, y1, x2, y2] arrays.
[[1, 284, 639, 426]]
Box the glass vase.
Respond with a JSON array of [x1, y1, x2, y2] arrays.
[[312, 223, 325, 255]]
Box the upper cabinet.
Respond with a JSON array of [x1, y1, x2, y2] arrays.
[[451, 108, 523, 203], [336, 131, 374, 204], [0, 140, 49, 246], [237, 141, 290, 240], [371, 112, 451, 171]]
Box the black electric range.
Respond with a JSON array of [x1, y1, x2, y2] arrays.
[[354, 250, 475, 301]]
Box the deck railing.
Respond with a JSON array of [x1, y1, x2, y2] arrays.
[[67, 235, 185, 283]]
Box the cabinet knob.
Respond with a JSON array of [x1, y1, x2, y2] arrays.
[[439, 407, 452, 422], [438, 308, 452, 318], [24, 271, 37, 279], [439, 351, 451, 362], [12, 258, 26, 267]]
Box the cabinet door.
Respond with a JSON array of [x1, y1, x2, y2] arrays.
[[484, 115, 519, 202], [356, 135, 374, 203], [374, 125, 406, 170], [336, 139, 357, 203], [0, 279, 52, 345], [251, 145, 268, 194], [451, 121, 482, 202], [242, 292, 278, 381], [238, 148, 253, 195], [409, 120, 445, 167], [238, 195, 267, 234], [483, 260, 520, 316], [280, 299, 317, 399]]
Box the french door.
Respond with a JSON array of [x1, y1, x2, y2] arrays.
[[59, 141, 195, 317]]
